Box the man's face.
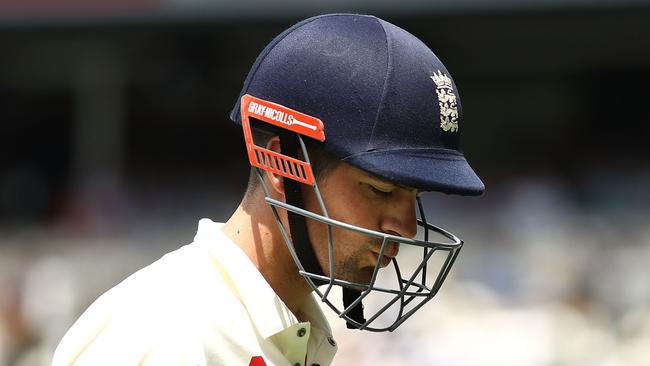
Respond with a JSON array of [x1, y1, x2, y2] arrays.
[[302, 162, 419, 285]]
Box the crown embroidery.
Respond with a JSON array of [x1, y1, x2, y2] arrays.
[[430, 70, 459, 132]]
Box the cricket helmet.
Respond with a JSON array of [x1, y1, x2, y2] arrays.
[[230, 13, 484, 331]]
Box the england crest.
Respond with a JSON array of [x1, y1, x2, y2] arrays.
[[430, 70, 459, 133]]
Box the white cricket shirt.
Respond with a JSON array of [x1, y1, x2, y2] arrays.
[[52, 219, 337, 366]]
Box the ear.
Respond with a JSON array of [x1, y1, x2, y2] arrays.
[[264, 136, 286, 197]]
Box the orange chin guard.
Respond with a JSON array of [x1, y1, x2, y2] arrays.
[[240, 94, 325, 185]]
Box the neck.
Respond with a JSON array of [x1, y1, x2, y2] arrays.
[[221, 191, 313, 316]]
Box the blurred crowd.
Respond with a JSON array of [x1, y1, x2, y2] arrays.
[[1, 169, 648, 366], [2, 0, 649, 364]]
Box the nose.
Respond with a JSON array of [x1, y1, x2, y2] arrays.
[[380, 193, 418, 239]]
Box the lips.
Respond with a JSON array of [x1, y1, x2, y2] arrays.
[[371, 242, 400, 267], [380, 242, 400, 258]]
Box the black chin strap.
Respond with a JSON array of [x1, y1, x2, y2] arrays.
[[343, 289, 366, 329], [279, 131, 326, 285], [279, 131, 366, 329]]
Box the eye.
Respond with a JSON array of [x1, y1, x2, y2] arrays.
[[369, 184, 393, 198]]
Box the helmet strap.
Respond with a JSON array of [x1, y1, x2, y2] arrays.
[[278, 131, 326, 285], [343, 289, 366, 329], [279, 131, 367, 328]]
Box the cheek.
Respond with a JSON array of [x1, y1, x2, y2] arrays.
[[303, 194, 374, 263], [323, 185, 378, 229]]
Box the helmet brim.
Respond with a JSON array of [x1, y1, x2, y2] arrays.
[[343, 148, 485, 196]]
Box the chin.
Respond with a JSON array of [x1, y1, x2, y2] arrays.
[[342, 267, 375, 287]]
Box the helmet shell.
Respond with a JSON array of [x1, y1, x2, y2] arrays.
[[230, 13, 484, 195]]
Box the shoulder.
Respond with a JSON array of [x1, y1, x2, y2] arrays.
[[53, 238, 253, 365]]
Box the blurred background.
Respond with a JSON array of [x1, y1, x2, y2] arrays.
[[1, 0, 650, 365]]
